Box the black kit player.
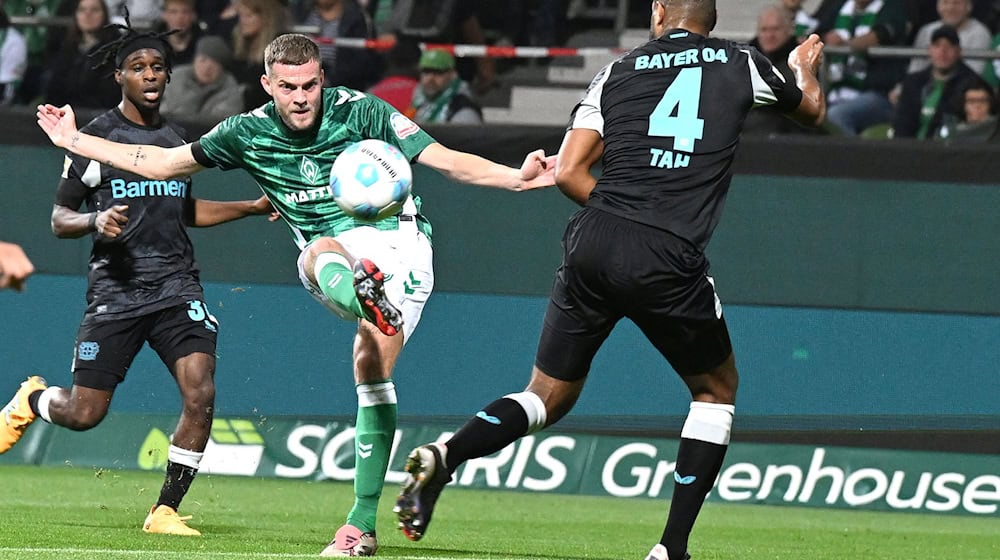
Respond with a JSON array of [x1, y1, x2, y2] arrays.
[[0, 21, 274, 535], [394, 1, 826, 559]]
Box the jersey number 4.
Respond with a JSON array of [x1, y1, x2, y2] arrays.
[[647, 67, 705, 153]]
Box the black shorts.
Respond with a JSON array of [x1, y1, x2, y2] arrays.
[[72, 300, 219, 390], [535, 207, 732, 381]]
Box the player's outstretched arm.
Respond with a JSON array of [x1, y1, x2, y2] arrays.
[[416, 143, 557, 191], [36, 104, 205, 180], [786, 34, 827, 127], [188, 195, 280, 227], [0, 242, 34, 291]]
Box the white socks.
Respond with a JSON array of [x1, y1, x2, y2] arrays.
[[679, 401, 735, 445]]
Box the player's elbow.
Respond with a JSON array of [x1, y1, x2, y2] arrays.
[[147, 167, 175, 181], [51, 208, 76, 238], [51, 221, 69, 238], [554, 160, 584, 188], [555, 165, 594, 206]]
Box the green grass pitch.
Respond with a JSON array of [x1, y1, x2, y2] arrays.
[[0, 464, 996, 559]]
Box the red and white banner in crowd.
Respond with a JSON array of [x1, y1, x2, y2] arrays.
[[311, 36, 626, 58]]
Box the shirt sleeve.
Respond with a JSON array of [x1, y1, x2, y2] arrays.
[[196, 113, 250, 170], [53, 153, 96, 210], [353, 91, 436, 161], [745, 47, 802, 113], [568, 62, 613, 135]]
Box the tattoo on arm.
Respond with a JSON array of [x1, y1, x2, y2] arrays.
[[132, 147, 146, 167], [70, 134, 80, 148]]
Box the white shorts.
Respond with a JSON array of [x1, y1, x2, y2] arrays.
[[296, 220, 434, 343]]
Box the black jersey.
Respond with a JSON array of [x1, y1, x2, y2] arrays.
[[569, 30, 803, 250], [54, 108, 203, 320]]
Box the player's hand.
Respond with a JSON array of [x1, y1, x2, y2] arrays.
[[516, 149, 558, 191], [96, 205, 129, 238], [249, 195, 281, 221], [36, 104, 79, 149], [0, 242, 34, 292], [789, 34, 824, 75]]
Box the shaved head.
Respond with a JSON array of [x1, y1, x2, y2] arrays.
[[655, 0, 717, 28], [651, 0, 718, 37]]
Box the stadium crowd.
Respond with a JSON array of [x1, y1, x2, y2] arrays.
[[1, 0, 998, 139]]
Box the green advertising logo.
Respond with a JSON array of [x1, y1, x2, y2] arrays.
[[137, 428, 170, 470], [137, 418, 265, 476]]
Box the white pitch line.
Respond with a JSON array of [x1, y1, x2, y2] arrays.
[[0, 548, 541, 560]]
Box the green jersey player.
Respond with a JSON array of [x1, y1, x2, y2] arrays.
[[36, 33, 555, 557]]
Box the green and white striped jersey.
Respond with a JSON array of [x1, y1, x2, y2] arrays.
[[195, 86, 436, 248]]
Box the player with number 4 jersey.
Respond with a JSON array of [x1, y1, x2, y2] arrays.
[[394, 2, 826, 560]]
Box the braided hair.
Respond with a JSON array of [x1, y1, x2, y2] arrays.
[[89, 9, 178, 73]]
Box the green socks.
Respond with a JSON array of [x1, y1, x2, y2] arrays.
[[346, 381, 398, 533], [314, 252, 366, 319]]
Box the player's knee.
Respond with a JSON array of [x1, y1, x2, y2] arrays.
[[685, 355, 739, 403], [61, 405, 108, 431], [353, 345, 385, 380], [525, 366, 584, 426], [181, 381, 215, 411], [305, 237, 348, 264]]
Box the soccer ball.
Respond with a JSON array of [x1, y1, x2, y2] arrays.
[[330, 139, 412, 221]]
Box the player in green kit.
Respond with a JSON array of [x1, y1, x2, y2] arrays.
[[36, 33, 554, 557]]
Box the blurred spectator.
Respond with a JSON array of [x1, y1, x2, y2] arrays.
[[782, 0, 818, 39], [909, 0, 992, 75], [909, 0, 1000, 39], [909, 0, 942, 41], [387, 0, 495, 95], [984, 31, 1000, 87], [892, 26, 987, 139], [161, 35, 243, 121], [812, 0, 847, 30], [745, 5, 810, 135], [292, 0, 378, 90], [43, 0, 119, 109], [975, 0, 1000, 31], [155, 0, 202, 66], [0, 8, 28, 104], [410, 48, 481, 124], [200, 0, 238, 37], [367, 36, 419, 113], [821, 0, 909, 135], [751, 5, 797, 79], [358, 0, 395, 38], [4, 0, 61, 103], [107, 0, 161, 26], [230, 0, 288, 110], [938, 81, 999, 141]]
